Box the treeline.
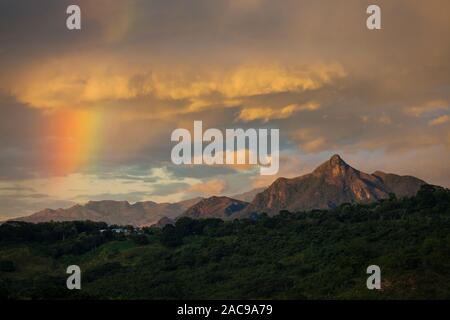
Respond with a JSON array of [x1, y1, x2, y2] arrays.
[[0, 220, 108, 242], [0, 221, 141, 257]]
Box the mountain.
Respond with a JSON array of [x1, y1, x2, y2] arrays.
[[242, 154, 426, 216], [13, 198, 203, 227], [371, 171, 426, 198], [182, 196, 249, 220], [12, 154, 427, 225], [232, 187, 266, 202]]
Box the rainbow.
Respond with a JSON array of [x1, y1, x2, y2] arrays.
[[47, 109, 104, 176]]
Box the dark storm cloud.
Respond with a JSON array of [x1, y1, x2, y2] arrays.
[[0, 95, 46, 179]]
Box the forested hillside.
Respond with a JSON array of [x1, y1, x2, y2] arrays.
[[1, 185, 450, 299]]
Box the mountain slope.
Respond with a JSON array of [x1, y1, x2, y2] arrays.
[[232, 187, 266, 202], [182, 196, 249, 220], [242, 154, 426, 216], [371, 171, 426, 198]]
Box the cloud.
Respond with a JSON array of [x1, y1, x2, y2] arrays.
[[0, 184, 49, 200], [237, 102, 320, 122], [83, 0, 136, 43], [187, 179, 228, 196], [404, 100, 449, 117], [293, 129, 328, 152], [6, 56, 344, 117], [73, 191, 152, 203], [302, 138, 327, 153], [429, 115, 449, 126]]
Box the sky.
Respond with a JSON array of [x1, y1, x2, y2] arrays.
[[0, 0, 449, 219]]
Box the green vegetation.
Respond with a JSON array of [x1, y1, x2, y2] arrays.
[[1, 185, 450, 299]]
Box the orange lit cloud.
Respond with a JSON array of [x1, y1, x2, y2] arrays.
[[7, 56, 344, 116], [293, 129, 328, 153], [429, 115, 449, 126], [404, 100, 449, 117], [237, 102, 320, 122], [187, 179, 228, 196]]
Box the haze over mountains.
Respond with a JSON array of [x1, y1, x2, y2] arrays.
[[12, 155, 427, 226]]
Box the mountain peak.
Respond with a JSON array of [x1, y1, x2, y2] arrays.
[[313, 154, 350, 176], [329, 154, 347, 166], [244, 154, 427, 216]]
